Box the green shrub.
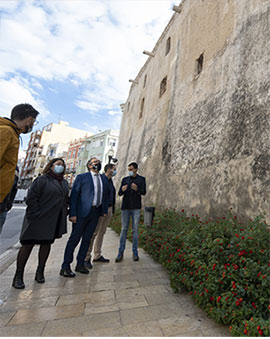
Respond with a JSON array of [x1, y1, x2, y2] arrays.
[[110, 208, 270, 336]]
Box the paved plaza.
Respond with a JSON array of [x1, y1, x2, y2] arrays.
[[0, 224, 230, 337]]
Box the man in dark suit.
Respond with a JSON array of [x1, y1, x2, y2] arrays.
[[115, 162, 146, 262], [60, 157, 109, 277]]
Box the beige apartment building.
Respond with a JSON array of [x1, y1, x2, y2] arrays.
[[116, 0, 270, 222], [21, 121, 91, 187]]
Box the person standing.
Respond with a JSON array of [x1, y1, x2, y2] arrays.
[[115, 162, 146, 262], [0, 104, 39, 232], [12, 158, 69, 289], [60, 157, 109, 277], [85, 163, 116, 268]]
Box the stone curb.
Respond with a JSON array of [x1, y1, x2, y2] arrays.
[[0, 241, 20, 274]]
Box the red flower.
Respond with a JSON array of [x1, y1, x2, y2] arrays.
[[268, 304, 270, 310], [244, 329, 248, 335], [235, 233, 240, 238], [181, 209, 184, 212], [217, 296, 221, 303], [251, 302, 256, 309], [212, 264, 217, 270], [259, 330, 263, 336], [241, 236, 245, 240], [257, 326, 261, 331], [257, 272, 261, 277], [235, 300, 240, 306], [205, 289, 209, 293], [210, 296, 214, 301]]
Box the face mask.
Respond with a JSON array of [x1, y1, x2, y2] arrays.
[[22, 124, 33, 134], [92, 163, 101, 171], [112, 170, 117, 177], [128, 171, 134, 177], [54, 165, 64, 174]]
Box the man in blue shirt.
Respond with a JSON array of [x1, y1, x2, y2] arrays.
[[60, 157, 109, 277]]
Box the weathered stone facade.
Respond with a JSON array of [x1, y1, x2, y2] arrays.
[[116, 0, 270, 222]]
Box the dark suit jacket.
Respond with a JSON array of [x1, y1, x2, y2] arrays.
[[118, 174, 146, 210], [70, 172, 109, 218]]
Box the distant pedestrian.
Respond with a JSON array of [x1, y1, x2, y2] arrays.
[[60, 157, 109, 277], [12, 158, 69, 289], [0, 166, 19, 234], [0, 104, 39, 233], [115, 162, 146, 262], [85, 163, 116, 268]]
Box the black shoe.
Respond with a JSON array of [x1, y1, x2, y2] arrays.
[[84, 260, 93, 269], [93, 256, 110, 263], [133, 254, 139, 261], [12, 269, 25, 289], [75, 265, 89, 274], [115, 253, 123, 262], [60, 267, 76, 278], [35, 266, 45, 283]]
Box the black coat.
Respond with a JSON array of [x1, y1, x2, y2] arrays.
[[20, 174, 69, 241], [118, 174, 146, 210]]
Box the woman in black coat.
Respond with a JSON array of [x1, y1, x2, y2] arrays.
[[12, 158, 69, 289]]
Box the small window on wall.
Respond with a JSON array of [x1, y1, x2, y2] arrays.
[[143, 74, 147, 88], [165, 37, 171, 56], [159, 76, 167, 97], [139, 98, 145, 119], [196, 53, 204, 75]]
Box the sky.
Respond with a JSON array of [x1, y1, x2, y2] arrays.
[[0, 0, 176, 157]]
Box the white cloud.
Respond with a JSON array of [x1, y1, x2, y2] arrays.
[[0, 76, 50, 118], [0, 0, 175, 125], [108, 110, 121, 116]]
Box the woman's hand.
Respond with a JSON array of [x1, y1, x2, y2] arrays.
[[69, 216, 77, 223]]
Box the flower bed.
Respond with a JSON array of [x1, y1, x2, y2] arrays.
[[110, 208, 270, 336]]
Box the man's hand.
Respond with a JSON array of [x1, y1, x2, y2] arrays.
[[131, 183, 138, 191], [122, 185, 128, 192], [69, 216, 77, 223]]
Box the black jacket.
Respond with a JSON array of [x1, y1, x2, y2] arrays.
[[20, 174, 69, 241], [118, 174, 146, 210]]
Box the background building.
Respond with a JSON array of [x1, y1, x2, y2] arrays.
[[21, 121, 91, 187], [76, 129, 119, 175], [115, 0, 270, 222]]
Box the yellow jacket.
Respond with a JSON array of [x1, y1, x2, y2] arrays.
[[0, 117, 22, 202]]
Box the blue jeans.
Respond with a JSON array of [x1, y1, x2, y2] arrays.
[[0, 211, 7, 234], [62, 206, 102, 268], [119, 209, 140, 256]]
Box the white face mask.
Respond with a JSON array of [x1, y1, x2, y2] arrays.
[[128, 171, 134, 176], [112, 170, 117, 177], [54, 165, 64, 174]]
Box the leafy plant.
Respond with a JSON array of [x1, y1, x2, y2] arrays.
[[110, 208, 270, 336]]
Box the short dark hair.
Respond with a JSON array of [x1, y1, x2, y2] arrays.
[[104, 163, 115, 172], [43, 158, 66, 174], [11, 104, 39, 121], [128, 162, 138, 169], [86, 157, 99, 169]]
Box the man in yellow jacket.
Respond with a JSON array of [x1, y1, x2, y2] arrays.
[[0, 103, 39, 231]]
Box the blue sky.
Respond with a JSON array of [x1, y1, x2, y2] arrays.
[[0, 0, 175, 156]]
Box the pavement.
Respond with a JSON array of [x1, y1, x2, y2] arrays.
[[0, 223, 230, 337]]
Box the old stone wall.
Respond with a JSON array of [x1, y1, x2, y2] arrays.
[[116, 0, 270, 222]]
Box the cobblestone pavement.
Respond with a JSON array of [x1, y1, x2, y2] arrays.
[[0, 223, 230, 337]]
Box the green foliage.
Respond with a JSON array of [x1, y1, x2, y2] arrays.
[[110, 208, 270, 336]]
